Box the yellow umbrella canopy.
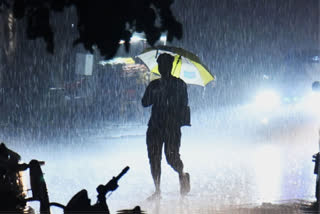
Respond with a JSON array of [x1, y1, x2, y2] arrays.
[[136, 46, 215, 86]]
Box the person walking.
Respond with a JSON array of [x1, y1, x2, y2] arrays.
[[141, 53, 190, 199]]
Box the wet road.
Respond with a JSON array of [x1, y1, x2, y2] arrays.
[[1, 105, 319, 214]]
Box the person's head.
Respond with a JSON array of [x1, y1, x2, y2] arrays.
[[157, 53, 174, 78]]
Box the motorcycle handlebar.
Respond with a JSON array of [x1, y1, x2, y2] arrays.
[[114, 166, 129, 181]]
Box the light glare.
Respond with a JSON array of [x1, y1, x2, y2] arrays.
[[254, 90, 280, 110]]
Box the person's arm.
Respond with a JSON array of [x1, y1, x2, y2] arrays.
[[141, 82, 155, 107], [181, 82, 188, 106]]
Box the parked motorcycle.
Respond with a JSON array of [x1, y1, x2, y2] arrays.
[[50, 166, 144, 214], [0, 143, 145, 214]]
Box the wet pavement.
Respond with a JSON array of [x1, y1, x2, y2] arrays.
[[1, 105, 319, 214]]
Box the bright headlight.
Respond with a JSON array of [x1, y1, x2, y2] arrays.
[[254, 90, 280, 109], [303, 92, 320, 115]]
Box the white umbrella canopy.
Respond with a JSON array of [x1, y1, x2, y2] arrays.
[[136, 46, 215, 86]]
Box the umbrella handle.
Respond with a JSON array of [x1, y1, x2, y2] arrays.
[[172, 55, 181, 74]]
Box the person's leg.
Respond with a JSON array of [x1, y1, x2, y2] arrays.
[[164, 127, 190, 195], [164, 127, 183, 174], [146, 127, 163, 194]]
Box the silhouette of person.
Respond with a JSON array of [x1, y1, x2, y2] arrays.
[[0, 143, 28, 211], [0, 143, 28, 183], [142, 53, 190, 199]]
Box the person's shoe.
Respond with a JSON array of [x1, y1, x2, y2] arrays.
[[179, 172, 190, 196], [146, 191, 161, 201]]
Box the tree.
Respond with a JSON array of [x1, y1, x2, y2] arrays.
[[2, 0, 182, 59]]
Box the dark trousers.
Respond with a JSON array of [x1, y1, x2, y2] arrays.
[[146, 125, 184, 191]]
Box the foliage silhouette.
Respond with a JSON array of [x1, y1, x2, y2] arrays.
[[2, 0, 183, 58]]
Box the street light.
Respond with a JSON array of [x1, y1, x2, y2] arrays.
[[118, 32, 167, 45]]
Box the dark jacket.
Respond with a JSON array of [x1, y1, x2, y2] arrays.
[[142, 76, 188, 128]]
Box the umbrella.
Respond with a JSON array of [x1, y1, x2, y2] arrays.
[[136, 46, 215, 86]]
